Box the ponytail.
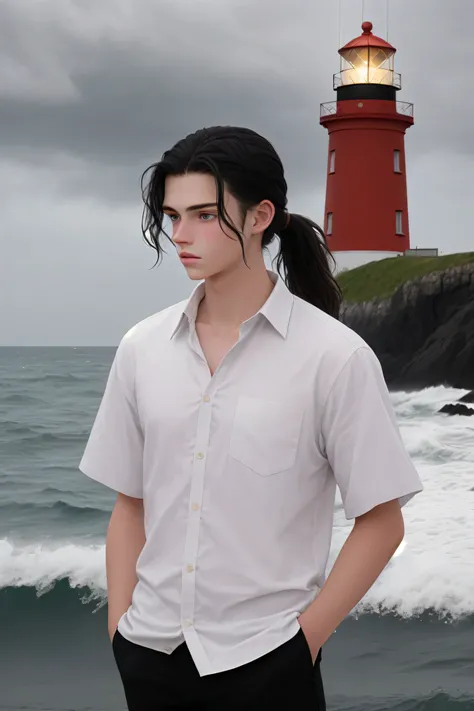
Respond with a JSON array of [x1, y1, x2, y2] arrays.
[[274, 213, 343, 319]]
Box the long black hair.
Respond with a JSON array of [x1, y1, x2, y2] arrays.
[[140, 126, 342, 318]]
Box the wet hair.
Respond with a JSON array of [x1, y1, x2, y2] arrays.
[[140, 126, 342, 318]]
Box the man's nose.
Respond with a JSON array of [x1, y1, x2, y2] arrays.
[[171, 220, 191, 244]]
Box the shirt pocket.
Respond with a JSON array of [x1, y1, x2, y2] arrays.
[[228, 395, 304, 476]]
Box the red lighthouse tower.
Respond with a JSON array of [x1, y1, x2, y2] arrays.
[[320, 21, 414, 272]]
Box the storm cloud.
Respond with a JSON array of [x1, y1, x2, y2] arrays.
[[1, 0, 472, 344]]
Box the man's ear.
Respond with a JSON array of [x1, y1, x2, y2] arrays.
[[252, 200, 275, 234]]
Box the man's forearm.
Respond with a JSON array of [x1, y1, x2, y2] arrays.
[[299, 500, 405, 654], [106, 493, 146, 639]]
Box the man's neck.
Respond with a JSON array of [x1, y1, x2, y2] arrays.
[[196, 262, 275, 330]]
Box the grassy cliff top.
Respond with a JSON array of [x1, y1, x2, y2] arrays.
[[337, 252, 474, 304]]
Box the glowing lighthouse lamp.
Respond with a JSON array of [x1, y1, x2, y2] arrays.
[[320, 22, 415, 273], [338, 22, 397, 88]]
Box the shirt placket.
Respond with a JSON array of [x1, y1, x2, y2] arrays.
[[180, 390, 212, 634], [178, 317, 258, 672]]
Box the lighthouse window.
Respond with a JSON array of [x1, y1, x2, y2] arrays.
[[396, 211, 403, 234], [329, 150, 336, 173], [394, 150, 401, 172], [327, 212, 333, 235]]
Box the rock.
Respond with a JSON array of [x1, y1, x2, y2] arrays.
[[438, 403, 474, 416], [458, 390, 474, 403], [340, 263, 474, 390]]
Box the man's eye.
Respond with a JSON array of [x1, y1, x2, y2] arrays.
[[199, 213, 216, 221]]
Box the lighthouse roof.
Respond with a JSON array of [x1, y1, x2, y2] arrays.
[[339, 21, 396, 54]]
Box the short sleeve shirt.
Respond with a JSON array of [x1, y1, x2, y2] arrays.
[[79, 269, 423, 676]]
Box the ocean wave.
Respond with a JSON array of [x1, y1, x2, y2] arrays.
[[2, 420, 45, 431], [41, 484, 88, 495], [1, 429, 89, 445], [1, 536, 473, 620], [332, 691, 474, 710], [38, 465, 78, 474], [330, 489, 474, 621], [0, 539, 107, 601], [0, 500, 109, 520], [391, 385, 473, 415], [392, 387, 474, 465], [0, 393, 48, 405], [4, 372, 94, 384]]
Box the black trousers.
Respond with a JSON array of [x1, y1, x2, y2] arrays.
[[112, 627, 326, 710]]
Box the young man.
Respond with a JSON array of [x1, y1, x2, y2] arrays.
[[79, 126, 423, 710]]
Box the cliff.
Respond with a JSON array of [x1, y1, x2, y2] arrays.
[[339, 261, 474, 391]]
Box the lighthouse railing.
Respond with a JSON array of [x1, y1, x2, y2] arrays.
[[320, 102, 338, 118], [396, 101, 414, 117], [333, 69, 402, 90], [320, 100, 414, 119]]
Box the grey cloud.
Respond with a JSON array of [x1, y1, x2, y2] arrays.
[[1, 0, 471, 205], [1, 0, 473, 345]]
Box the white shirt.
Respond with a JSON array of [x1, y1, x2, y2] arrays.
[[79, 269, 423, 676]]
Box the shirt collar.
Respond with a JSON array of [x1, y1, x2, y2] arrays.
[[169, 269, 294, 340]]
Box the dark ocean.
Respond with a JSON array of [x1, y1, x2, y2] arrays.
[[1, 346, 473, 711]]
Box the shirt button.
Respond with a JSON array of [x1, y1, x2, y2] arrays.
[[196, 452, 205, 460], [192, 503, 199, 511], [187, 564, 194, 573], [184, 619, 193, 627], [203, 395, 210, 403]]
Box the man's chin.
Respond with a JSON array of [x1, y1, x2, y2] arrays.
[[183, 262, 234, 281], [183, 262, 216, 281]]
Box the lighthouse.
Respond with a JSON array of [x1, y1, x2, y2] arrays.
[[320, 21, 414, 272]]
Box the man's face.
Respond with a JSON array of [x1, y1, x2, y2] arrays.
[[163, 172, 254, 281]]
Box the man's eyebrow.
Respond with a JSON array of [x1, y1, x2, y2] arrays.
[[162, 202, 218, 213]]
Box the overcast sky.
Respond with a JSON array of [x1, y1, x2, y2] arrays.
[[1, 0, 472, 345]]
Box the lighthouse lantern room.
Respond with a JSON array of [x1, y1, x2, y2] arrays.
[[320, 21, 415, 273]]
